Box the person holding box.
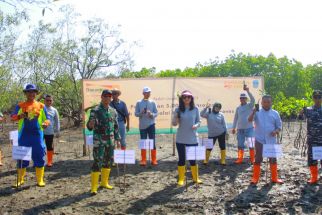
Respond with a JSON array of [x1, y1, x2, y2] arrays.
[[232, 84, 256, 164], [248, 95, 283, 185], [11, 84, 50, 187], [299, 90, 322, 184], [201, 102, 227, 165], [172, 90, 202, 186], [135, 86, 158, 166], [87, 89, 121, 195]]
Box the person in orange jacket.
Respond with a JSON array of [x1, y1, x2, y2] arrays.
[[248, 95, 283, 185]]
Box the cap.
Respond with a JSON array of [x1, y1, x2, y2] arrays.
[[143, 86, 151, 93], [240, 93, 248, 98], [112, 88, 121, 95], [181, 90, 193, 97], [101, 89, 112, 96], [23, 84, 38, 92], [313, 90, 321, 97]]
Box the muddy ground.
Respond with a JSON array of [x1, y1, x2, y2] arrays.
[[0, 122, 321, 215]]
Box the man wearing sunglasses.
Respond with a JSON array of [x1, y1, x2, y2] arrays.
[[232, 85, 256, 164], [87, 89, 121, 194], [43, 94, 60, 167], [300, 90, 322, 184]]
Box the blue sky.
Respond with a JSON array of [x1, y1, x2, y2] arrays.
[[2, 0, 322, 71]]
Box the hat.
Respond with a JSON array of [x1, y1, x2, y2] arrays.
[[181, 90, 193, 97], [23, 84, 38, 92], [112, 88, 121, 95], [313, 90, 321, 97], [143, 86, 151, 93], [101, 89, 112, 96], [240, 93, 248, 98]]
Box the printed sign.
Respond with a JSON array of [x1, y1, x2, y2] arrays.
[[12, 146, 32, 161], [312, 146, 322, 160], [138, 139, 154, 150], [82, 77, 264, 134], [263, 144, 283, 158], [186, 146, 206, 160], [114, 150, 136, 164], [85, 135, 93, 146]]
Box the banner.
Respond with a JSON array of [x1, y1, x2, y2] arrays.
[[82, 77, 264, 135]]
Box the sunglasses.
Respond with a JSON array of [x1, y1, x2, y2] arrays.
[[313, 95, 322, 99], [240, 97, 247, 100], [45, 100, 53, 102], [182, 96, 192, 99]]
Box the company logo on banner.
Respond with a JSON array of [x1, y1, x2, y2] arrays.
[[82, 77, 264, 135]]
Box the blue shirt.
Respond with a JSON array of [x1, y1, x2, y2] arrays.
[[254, 108, 282, 144], [110, 100, 129, 122]]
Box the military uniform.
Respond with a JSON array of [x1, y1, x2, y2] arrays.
[[304, 105, 322, 166], [87, 100, 120, 194], [302, 90, 322, 184], [87, 103, 120, 171]]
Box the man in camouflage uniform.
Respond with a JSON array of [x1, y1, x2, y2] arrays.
[[87, 89, 121, 194], [300, 90, 322, 184]]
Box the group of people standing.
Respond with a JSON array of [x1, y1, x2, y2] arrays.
[[4, 83, 322, 195]]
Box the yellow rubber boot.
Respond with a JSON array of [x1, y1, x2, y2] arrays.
[[91, 172, 100, 194], [100, 168, 113, 189], [13, 168, 26, 187], [177, 165, 186, 186], [203, 150, 211, 165], [35, 167, 45, 187], [191, 165, 202, 184], [220, 150, 226, 165]]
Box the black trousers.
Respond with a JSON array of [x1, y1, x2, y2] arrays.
[[176, 143, 197, 166], [208, 132, 226, 151], [44, 135, 54, 151]]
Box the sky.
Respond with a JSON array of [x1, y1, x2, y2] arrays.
[[2, 0, 322, 71]]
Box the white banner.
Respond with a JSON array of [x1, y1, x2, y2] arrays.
[[138, 139, 154, 150], [263, 144, 283, 158], [312, 146, 322, 160], [186, 146, 206, 160], [12, 146, 32, 161], [114, 150, 136, 164]]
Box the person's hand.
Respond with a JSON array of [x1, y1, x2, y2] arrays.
[[88, 119, 95, 129], [192, 125, 198, 130], [42, 123, 48, 129], [232, 128, 236, 134], [244, 85, 249, 92], [271, 130, 278, 137], [206, 100, 211, 108], [147, 110, 153, 118], [126, 125, 130, 132]]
